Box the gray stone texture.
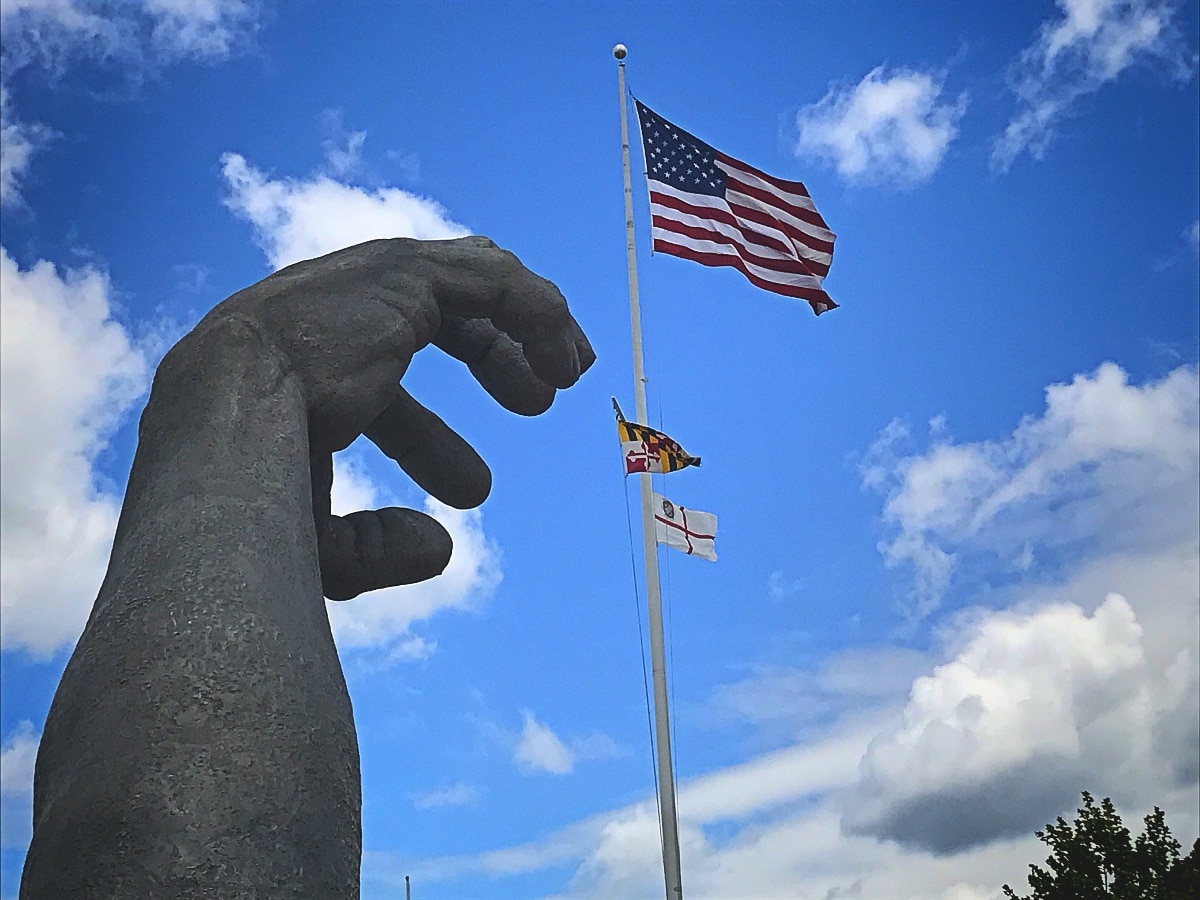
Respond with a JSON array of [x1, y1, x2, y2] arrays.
[[20, 237, 594, 899]]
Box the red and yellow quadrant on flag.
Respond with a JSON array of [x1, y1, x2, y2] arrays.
[[617, 420, 701, 475]]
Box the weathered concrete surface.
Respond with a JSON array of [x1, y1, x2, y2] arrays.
[[20, 237, 594, 899]]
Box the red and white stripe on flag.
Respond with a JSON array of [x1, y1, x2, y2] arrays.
[[652, 492, 717, 562], [635, 99, 837, 316]]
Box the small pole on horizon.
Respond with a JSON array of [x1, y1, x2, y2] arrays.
[[614, 42, 685, 900], [405, 874, 411, 900]]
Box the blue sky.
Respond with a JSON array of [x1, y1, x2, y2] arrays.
[[1, 1, 1197, 897]]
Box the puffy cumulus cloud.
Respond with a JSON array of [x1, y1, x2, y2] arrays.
[[862, 362, 1199, 621], [323, 454, 502, 657], [1010, 546, 1200, 793], [220, 151, 469, 271], [0, 0, 257, 72], [1, 721, 39, 849], [848, 363, 1200, 853], [795, 66, 967, 186], [0, 247, 149, 657], [514, 710, 574, 775], [842, 594, 1175, 852], [993, 0, 1195, 170]]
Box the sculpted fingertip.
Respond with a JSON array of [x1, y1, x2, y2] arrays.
[[433, 461, 493, 509], [576, 337, 597, 374], [525, 341, 579, 389], [512, 388, 556, 417]]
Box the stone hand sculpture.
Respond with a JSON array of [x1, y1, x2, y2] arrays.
[[21, 237, 595, 899]]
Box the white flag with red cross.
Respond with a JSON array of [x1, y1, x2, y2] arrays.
[[652, 492, 717, 561]]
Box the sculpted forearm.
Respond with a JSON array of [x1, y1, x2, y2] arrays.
[[27, 318, 360, 898]]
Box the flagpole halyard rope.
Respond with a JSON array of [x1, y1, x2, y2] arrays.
[[655, 398, 683, 814], [620, 450, 663, 833], [661, 525, 682, 813]]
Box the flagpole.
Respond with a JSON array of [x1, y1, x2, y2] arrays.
[[615, 43, 684, 900]]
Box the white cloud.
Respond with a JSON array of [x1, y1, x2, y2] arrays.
[[843, 593, 1170, 852], [485, 710, 625, 778], [391, 634, 437, 662], [766, 569, 803, 601], [319, 108, 367, 178], [514, 710, 574, 775], [0, 247, 149, 657], [555, 797, 1036, 900], [412, 782, 480, 810], [220, 151, 468, 271], [704, 647, 929, 737], [0, 85, 54, 207], [993, 0, 1195, 170], [0, 0, 256, 204], [324, 453, 502, 654], [1, 721, 38, 849], [0, 0, 256, 72], [862, 362, 1199, 621], [567, 731, 627, 764], [140, 0, 253, 59], [848, 361, 1200, 852], [795, 66, 967, 186], [329, 453, 380, 517], [1, 0, 129, 70]]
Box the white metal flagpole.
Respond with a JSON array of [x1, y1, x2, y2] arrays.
[[614, 42, 684, 900]]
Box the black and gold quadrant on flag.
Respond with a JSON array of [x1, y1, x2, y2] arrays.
[[618, 420, 701, 475]]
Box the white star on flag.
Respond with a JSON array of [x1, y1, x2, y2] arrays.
[[653, 492, 717, 561]]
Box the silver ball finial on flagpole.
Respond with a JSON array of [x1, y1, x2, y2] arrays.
[[613, 43, 627, 60]]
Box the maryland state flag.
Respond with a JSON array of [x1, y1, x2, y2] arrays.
[[618, 420, 701, 475]]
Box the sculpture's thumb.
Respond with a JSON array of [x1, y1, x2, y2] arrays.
[[319, 507, 452, 601]]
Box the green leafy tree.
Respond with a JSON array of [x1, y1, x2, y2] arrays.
[[1003, 792, 1199, 899]]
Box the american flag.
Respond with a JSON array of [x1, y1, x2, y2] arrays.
[[635, 99, 837, 315]]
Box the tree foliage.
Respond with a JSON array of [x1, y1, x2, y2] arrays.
[[1003, 792, 1199, 899]]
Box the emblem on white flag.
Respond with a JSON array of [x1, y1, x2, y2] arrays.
[[652, 492, 717, 561]]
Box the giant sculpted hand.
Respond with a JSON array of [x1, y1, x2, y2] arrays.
[[21, 238, 595, 900]]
